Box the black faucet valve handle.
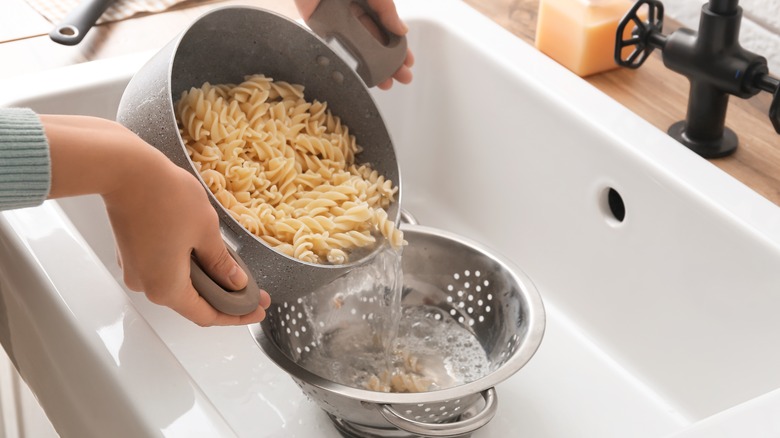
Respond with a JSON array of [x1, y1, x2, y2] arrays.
[[615, 0, 665, 69]]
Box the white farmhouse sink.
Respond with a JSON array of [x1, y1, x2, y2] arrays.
[[2, 0, 780, 437]]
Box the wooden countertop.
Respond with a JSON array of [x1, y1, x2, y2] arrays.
[[2, 0, 779, 205]]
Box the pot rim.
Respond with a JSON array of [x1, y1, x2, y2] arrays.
[[167, 4, 402, 270]]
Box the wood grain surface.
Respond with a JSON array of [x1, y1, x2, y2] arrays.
[[467, 0, 780, 205], [2, 0, 779, 205]]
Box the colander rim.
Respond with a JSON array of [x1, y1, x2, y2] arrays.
[[248, 224, 546, 404]]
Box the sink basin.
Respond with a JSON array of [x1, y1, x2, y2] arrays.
[[2, 0, 780, 436]]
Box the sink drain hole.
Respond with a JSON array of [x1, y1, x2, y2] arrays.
[[606, 187, 625, 223]]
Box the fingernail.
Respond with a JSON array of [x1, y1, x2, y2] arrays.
[[229, 265, 248, 289]]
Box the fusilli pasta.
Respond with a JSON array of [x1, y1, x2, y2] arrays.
[[364, 351, 432, 393], [176, 74, 405, 264]]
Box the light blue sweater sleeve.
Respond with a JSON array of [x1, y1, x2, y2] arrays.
[[0, 108, 51, 211]]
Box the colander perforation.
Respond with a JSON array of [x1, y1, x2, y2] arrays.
[[266, 244, 520, 372], [441, 269, 496, 330], [253, 224, 545, 435]]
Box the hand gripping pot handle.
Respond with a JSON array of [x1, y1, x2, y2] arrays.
[[190, 244, 263, 316], [375, 388, 498, 437], [306, 0, 408, 87]]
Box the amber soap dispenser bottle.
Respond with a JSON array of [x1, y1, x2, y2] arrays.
[[535, 0, 636, 77]]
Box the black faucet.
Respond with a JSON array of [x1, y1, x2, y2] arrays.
[[614, 0, 780, 158]]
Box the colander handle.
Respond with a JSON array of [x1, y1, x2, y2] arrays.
[[376, 387, 498, 437], [189, 245, 263, 316], [306, 0, 408, 88]]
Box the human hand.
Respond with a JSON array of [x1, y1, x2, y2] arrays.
[[294, 0, 414, 90], [42, 115, 271, 326]]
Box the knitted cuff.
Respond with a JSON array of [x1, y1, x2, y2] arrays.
[[0, 108, 51, 210]]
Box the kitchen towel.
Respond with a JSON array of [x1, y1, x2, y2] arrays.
[[24, 0, 198, 25]]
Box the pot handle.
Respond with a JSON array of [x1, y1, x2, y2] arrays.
[[376, 388, 498, 437], [189, 245, 263, 316], [306, 0, 408, 88], [49, 0, 115, 46]]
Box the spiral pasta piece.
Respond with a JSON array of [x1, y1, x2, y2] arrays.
[[176, 74, 404, 264]]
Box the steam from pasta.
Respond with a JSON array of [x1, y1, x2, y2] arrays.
[[175, 74, 405, 264]]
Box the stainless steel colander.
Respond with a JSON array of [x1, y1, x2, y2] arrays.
[[250, 223, 546, 437]]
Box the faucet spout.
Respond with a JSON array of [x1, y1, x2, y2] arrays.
[[708, 0, 738, 15]]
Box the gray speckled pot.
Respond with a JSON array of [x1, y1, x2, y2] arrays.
[[116, 3, 404, 313]]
